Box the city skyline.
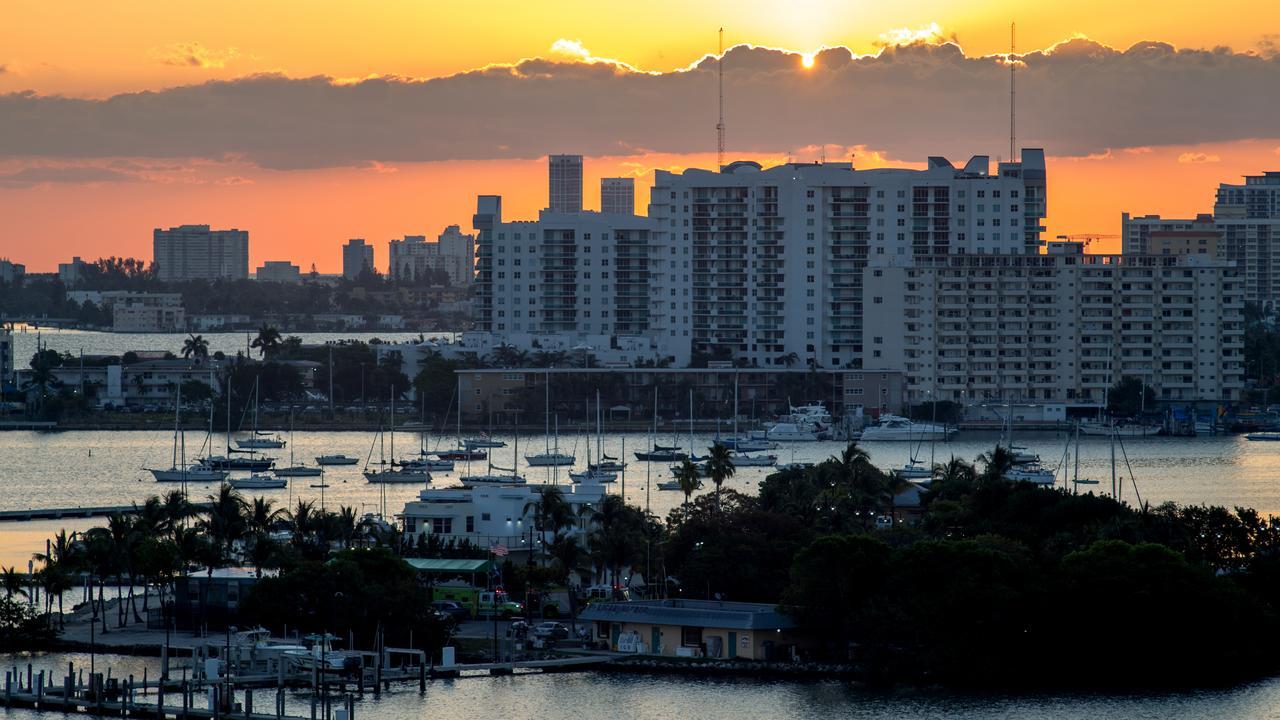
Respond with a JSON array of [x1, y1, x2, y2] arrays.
[[4, 6, 1280, 271]]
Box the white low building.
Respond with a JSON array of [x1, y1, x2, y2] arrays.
[[400, 482, 607, 555]]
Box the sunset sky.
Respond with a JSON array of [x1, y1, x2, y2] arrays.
[[3, 1, 1280, 271]]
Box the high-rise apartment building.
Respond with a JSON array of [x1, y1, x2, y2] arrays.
[[548, 154, 583, 213], [342, 239, 375, 280], [1123, 171, 1280, 307], [648, 152, 1047, 368], [600, 177, 635, 215], [864, 243, 1244, 405], [153, 225, 249, 281], [388, 226, 476, 285]]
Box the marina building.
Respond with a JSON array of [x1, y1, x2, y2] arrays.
[[648, 152, 1047, 369], [863, 243, 1245, 407], [342, 239, 375, 280], [600, 177, 636, 215], [548, 154, 583, 213], [1123, 171, 1280, 307], [153, 224, 249, 281], [580, 599, 803, 660], [400, 482, 606, 555]]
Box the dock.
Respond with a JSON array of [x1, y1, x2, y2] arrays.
[[0, 502, 214, 523]]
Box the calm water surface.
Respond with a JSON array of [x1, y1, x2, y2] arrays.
[[8, 327, 437, 361], [2, 651, 1280, 719]]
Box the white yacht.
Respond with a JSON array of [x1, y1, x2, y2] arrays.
[[893, 460, 933, 480], [730, 453, 777, 467], [236, 434, 286, 450], [525, 452, 575, 467], [1079, 421, 1160, 437], [460, 474, 528, 487], [1005, 466, 1056, 485], [230, 473, 288, 490], [316, 454, 360, 466], [860, 414, 955, 442]]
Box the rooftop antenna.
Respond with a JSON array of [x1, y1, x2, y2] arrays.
[[1009, 21, 1017, 163], [717, 27, 725, 170]]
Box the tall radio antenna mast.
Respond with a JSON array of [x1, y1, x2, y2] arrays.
[[717, 27, 725, 170], [1010, 22, 1017, 163]]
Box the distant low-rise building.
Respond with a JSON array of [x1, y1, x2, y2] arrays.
[[579, 600, 804, 660], [388, 226, 475, 286], [0, 259, 26, 284], [58, 256, 89, 287], [111, 293, 185, 332], [255, 260, 302, 283]]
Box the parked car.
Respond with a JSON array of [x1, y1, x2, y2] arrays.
[[532, 621, 570, 640], [431, 600, 471, 622]]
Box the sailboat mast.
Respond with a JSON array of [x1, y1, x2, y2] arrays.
[[390, 385, 396, 462], [545, 373, 551, 454], [596, 388, 602, 466], [172, 383, 180, 469]]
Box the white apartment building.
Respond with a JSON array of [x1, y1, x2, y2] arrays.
[[342, 239, 375, 280], [255, 260, 302, 283], [601, 177, 636, 215], [1124, 171, 1280, 308], [111, 293, 186, 332], [153, 225, 249, 281], [864, 243, 1244, 407], [401, 482, 606, 554], [388, 226, 475, 286], [548, 154, 583, 213], [648, 152, 1047, 368], [472, 195, 682, 363]]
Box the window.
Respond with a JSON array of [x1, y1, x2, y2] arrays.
[[430, 517, 453, 534], [681, 626, 703, 646], [466, 516, 475, 533], [481, 512, 491, 521]]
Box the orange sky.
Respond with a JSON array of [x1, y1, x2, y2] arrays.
[[2, 2, 1279, 270]]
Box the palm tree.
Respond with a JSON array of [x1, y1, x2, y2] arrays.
[[523, 487, 575, 566], [586, 495, 644, 588], [704, 442, 736, 511], [977, 445, 1015, 486], [777, 352, 800, 368], [201, 484, 248, 562], [250, 325, 283, 358], [674, 459, 703, 511], [1, 566, 27, 600], [181, 334, 210, 360], [247, 497, 286, 536], [162, 490, 197, 532]]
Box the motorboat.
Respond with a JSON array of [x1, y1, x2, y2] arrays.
[[765, 423, 821, 442], [464, 436, 507, 449], [1246, 432, 1280, 441], [1005, 466, 1056, 485], [860, 414, 955, 442], [230, 473, 288, 490], [365, 466, 431, 484], [786, 402, 834, 426], [460, 474, 527, 487], [570, 469, 617, 483], [525, 452, 575, 467], [273, 464, 323, 477], [730, 453, 777, 467], [283, 634, 364, 674], [893, 461, 933, 480], [316, 454, 360, 466], [1010, 448, 1040, 465], [1079, 421, 1161, 437], [721, 436, 777, 452]]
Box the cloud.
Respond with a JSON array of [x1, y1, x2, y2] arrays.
[[150, 43, 241, 69], [0, 165, 141, 188], [3, 36, 1280, 170], [1124, 146, 1153, 155], [1178, 152, 1221, 164], [216, 175, 254, 185]]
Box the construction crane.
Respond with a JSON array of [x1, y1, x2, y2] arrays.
[[1054, 233, 1119, 251]]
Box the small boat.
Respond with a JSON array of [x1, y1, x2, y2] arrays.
[[460, 474, 527, 487], [400, 458, 454, 471], [893, 461, 933, 480], [1079, 421, 1161, 437], [273, 465, 323, 477], [525, 452, 575, 467], [150, 464, 229, 483], [634, 448, 688, 462], [656, 479, 684, 491], [463, 436, 507, 449], [230, 473, 287, 490], [765, 423, 821, 442], [283, 634, 364, 674], [1005, 466, 1056, 485], [730, 453, 777, 467], [236, 436, 286, 450], [669, 463, 708, 476], [860, 415, 955, 442], [590, 456, 627, 473], [316, 454, 360, 466], [570, 469, 617, 483], [722, 437, 776, 452], [203, 455, 275, 471], [436, 449, 487, 462], [1246, 432, 1280, 441], [364, 467, 430, 484]]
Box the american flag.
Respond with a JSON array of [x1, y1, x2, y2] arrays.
[[490, 543, 509, 557]]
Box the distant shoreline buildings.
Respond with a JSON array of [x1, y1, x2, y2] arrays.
[[153, 224, 249, 282]]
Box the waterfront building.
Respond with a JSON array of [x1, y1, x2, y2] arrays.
[[863, 242, 1245, 407], [110, 292, 186, 332], [1123, 171, 1280, 307], [0, 259, 26, 284], [601, 177, 636, 215], [388, 226, 475, 285], [343, 239, 375, 280], [255, 260, 302, 283], [153, 224, 249, 281], [57, 256, 89, 287], [580, 599, 803, 659], [548, 154, 583, 213], [648, 152, 1047, 369], [471, 195, 681, 362]]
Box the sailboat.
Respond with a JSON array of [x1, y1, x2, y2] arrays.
[[525, 376, 575, 466], [149, 383, 229, 483], [892, 405, 935, 479], [202, 380, 275, 471], [400, 392, 454, 471], [235, 376, 286, 449], [273, 411, 323, 477], [635, 387, 688, 461], [462, 419, 527, 486], [572, 390, 616, 483], [364, 388, 431, 484]]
